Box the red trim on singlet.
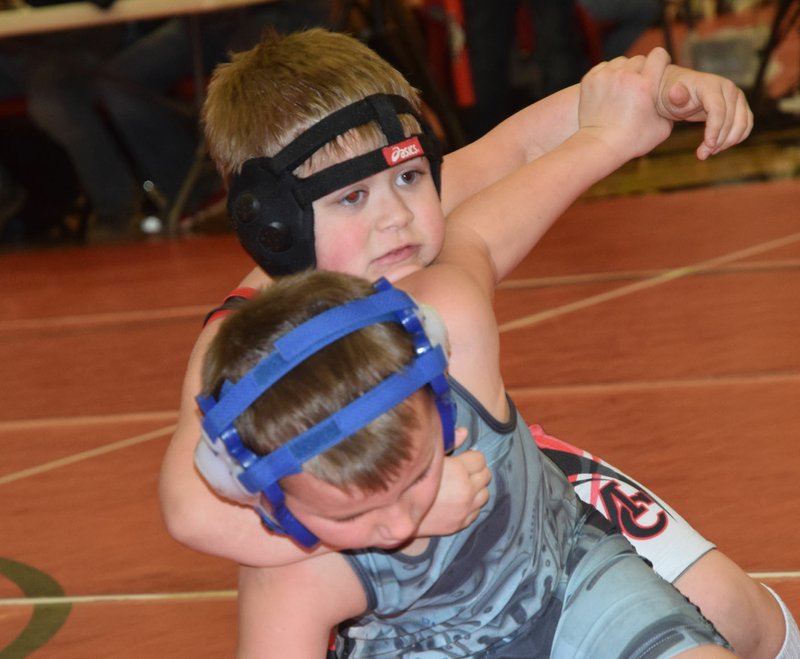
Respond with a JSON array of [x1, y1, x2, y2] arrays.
[[531, 424, 603, 508], [204, 286, 258, 326]]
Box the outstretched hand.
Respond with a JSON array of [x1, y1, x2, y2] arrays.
[[579, 47, 753, 164], [417, 427, 491, 537], [578, 47, 675, 163], [657, 65, 754, 160]]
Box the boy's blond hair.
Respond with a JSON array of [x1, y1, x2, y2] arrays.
[[203, 28, 423, 181], [201, 270, 429, 494]]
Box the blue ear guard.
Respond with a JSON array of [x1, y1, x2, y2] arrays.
[[195, 278, 456, 548]]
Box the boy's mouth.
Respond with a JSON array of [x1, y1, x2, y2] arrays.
[[374, 244, 419, 267], [374, 536, 415, 551]]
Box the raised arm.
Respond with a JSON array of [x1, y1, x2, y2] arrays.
[[440, 84, 581, 216], [444, 48, 753, 283]]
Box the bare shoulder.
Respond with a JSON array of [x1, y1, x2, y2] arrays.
[[399, 262, 504, 412], [238, 266, 272, 289]]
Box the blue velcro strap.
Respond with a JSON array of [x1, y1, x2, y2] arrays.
[[238, 346, 447, 492], [201, 285, 417, 440]]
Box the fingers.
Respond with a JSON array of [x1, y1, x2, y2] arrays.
[[467, 450, 491, 484], [457, 451, 491, 529], [421, 445, 491, 536], [641, 46, 671, 84], [667, 82, 691, 110], [457, 448, 491, 515], [458, 449, 491, 492], [452, 426, 469, 450], [698, 80, 753, 160]]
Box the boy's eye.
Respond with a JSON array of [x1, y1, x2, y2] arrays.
[[333, 511, 364, 523], [339, 190, 364, 206], [396, 170, 421, 186], [413, 462, 432, 485]]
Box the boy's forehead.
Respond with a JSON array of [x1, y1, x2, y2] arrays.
[[303, 128, 425, 176], [302, 132, 376, 173], [284, 398, 442, 514]]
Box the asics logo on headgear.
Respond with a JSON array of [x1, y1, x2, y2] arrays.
[[382, 137, 424, 166]]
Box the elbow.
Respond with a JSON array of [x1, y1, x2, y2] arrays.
[[157, 469, 211, 551]]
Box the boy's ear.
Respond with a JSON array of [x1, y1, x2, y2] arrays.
[[227, 158, 317, 276]]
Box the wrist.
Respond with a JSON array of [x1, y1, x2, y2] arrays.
[[572, 126, 635, 171]]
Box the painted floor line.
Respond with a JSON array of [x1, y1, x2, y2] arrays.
[[499, 231, 800, 333], [0, 590, 237, 607], [0, 411, 177, 431], [507, 371, 800, 397], [0, 425, 175, 486], [0, 305, 212, 332], [499, 259, 800, 290], [2, 570, 798, 607], [749, 571, 800, 580]]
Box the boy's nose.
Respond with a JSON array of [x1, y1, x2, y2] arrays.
[[377, 191, 413, 231], [378, 506, 417, 543]]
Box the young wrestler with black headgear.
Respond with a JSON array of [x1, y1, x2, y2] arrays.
[[161, 28, 797, 659]]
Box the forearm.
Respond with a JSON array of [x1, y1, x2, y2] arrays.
[[237, 565, 335, 658], [236, 557, 365, 659], [158, 322, 323, 566], [448, 128, 630, 282], [159, 426, 316, 566], [440, 85, 581, 216], [159, 427, 308, 566]]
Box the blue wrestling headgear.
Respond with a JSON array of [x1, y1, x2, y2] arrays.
[[194, 278, 456, 548], [227, 94, 443, 276]]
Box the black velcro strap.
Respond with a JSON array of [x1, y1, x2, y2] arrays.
[[270, 94, 420, 174], [294, 132, 439, 205]]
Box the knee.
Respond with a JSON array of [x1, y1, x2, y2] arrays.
[[674, 551, 784, 659]]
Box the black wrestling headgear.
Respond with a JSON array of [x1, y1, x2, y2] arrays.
[[227, 94, 443, 276]]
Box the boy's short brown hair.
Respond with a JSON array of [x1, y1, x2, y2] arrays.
[[201, 270, 429, 494], [203, 28, 423, 181]]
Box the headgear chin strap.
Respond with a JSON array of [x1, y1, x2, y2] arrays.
[[227, 94, 443, 276], [194, 278, 456, 548]]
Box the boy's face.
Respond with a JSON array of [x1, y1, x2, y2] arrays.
[[282, 395, 445, 551], [311, 157, 445, 283]]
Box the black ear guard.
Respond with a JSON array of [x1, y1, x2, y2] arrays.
[[227, 94, 443, 276]]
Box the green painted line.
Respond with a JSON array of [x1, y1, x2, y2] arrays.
[[0, 590, 237, 607], [0, 558, 71, 659]]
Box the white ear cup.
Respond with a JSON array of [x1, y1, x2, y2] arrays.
[[194, 431, 259, 505], [417, 302, 450, 357]]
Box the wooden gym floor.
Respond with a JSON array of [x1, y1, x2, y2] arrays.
[[1, 165, 798, 657], [1, 7, 799, 656]]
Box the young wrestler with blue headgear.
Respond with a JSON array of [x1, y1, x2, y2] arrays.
[[199, 267, 735, 657], [196, 277, 454, 548]]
